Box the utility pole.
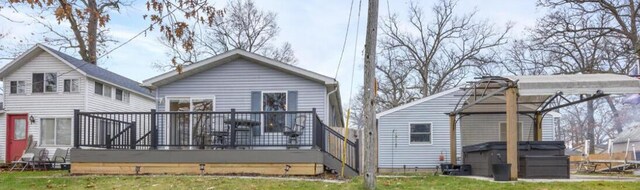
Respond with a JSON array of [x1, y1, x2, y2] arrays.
[[363, 0, 379, 189]]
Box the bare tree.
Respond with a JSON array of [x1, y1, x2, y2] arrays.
[[379, 0, 511, 97], [163, 0, 296, 65], [376, 49, 420, 109], [3, 0, 221, 66]]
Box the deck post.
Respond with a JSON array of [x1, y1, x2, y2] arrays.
[[230, 109, 236, 149], [150, 109, 158, 149], [534, 112, 543, 141], [73, 109, 80, 149], [130, 122, 137, 149], [505, 87, 519, 181], [449, 114, 457, 165], [312, 108, 319, 149], [106, 134, 112, 149], [355, 138, 360, 171]]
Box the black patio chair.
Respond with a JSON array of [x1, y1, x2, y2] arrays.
[[283, 115, 307, 148]]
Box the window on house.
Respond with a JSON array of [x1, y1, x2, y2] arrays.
[[94, 81, 111, 97], [499, 122, 523, 141], [104, 85, 112, 97], [94, 82, 103, 95], [63, 79, 79, 92], [10, 81, 25, 94], [262, 92, 287, 133], [40, 118, 72, 146], [33, 73, 58, 93], [410, 123, 432, 144], [32, 73, 44, 93], [123, 92, 130, 103], [115, 89, 123, 101]]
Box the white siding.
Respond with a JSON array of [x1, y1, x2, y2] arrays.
[[155, 58, 328, 145], [86, 78, 154, 112], [377, 89, 556, 169], [0, 53, 85, 161]]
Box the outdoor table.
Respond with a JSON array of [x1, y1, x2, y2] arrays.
[[224, 119, 261, 148]]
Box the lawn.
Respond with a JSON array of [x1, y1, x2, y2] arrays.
[[1, 171, 639, 190]]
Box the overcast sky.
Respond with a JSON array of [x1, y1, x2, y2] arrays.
[[0, 0, 545, 106]]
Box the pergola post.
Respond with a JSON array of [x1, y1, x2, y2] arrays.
[[534, 112, 543, 141], [505, 87, 519, 180], [449, 114, 457, 165]]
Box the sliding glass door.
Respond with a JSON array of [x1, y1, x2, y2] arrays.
[[167, 97, 214, 148]]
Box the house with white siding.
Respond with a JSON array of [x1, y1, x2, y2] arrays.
[[0, 44, 155, 163], [376, 88, 558, 172]]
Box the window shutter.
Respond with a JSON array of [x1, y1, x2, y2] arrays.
[[251, 91, 261, 136], [287, 91, 298, 128]]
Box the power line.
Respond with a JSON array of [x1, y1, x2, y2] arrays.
[[347, 0, 363, 111], [57, 8, 178, 77], [334, 0, 356, 79]]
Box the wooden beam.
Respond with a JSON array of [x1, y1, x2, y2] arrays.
[[505, 87, 519, 181], [449, 114, 457, 165], [534, 112, 543, 141]]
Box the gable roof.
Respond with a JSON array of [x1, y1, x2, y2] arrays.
[[141, 49, 337, 89], [613, 127, 640, 143], [376, 88, 461, 118], [0, 44, 153, 98]]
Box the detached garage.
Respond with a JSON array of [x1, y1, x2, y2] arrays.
[[376, 88, 558, 172]]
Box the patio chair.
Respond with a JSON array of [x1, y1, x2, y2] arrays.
[[9, 152, 36, 171], [47, 148, 70, 169], [211, 116, 230, 149], [284, 115, 307, 147]]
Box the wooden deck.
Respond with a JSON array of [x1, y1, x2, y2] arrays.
[[70, 149, 326, 176]]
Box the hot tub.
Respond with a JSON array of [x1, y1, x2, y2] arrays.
[[462, 141, 569, 178]]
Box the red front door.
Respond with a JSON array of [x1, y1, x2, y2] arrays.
[[7, 114, 28, 163]]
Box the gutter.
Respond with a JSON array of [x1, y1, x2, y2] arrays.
[[326, 82, 341, 127]]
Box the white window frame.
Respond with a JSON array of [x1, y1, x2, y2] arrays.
[[498, 121, 524, 141], [9, 81, 26, 94], [32, 72, 57, 93], [115, 88, 127, 102], [164, 96, 216, 148], [95, 81, 114, 98], [40, 117, 73, 146], [260, 91, 288, 134], [63, 79, 79, 93], [408, 122, 433, 145]]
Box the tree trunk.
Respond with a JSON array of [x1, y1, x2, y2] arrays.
[[586, 99, 596, 154], [605, 97, 623, 133], [87, 0, 99, 64], [363, 0, 379, 189]]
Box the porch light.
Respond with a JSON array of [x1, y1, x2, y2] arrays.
[[29, 116, 36, 124], [199, 163, 205, 175]]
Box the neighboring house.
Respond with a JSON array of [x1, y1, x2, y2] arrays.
[[612, 127, 640, 153], [0, 44, 155, 163], [375, 88, 558, 171]]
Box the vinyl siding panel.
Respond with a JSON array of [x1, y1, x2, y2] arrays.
[[377, 90, 463, 169], [377, 89, 556, 169], [86, 78, 155, 112], [0, 53, 85, 161], [155, 58, 327, 145]]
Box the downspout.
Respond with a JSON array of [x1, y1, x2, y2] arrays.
[[327, 83, 339, 126]]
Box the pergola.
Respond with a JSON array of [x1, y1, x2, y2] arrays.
[[448, 74, 640, 180]]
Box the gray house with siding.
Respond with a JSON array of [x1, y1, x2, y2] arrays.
[[0, 44, 155, 163], [376, 88, 557, 171], [141, 49, 344, 148]]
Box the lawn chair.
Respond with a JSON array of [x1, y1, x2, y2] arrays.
[[211, 116, 230, 149], [47, 148, 70, 169], [284, 115, 307, 148], [9, 152, 36, 171]]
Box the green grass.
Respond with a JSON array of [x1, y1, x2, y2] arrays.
[[1, 171, 639, 190]]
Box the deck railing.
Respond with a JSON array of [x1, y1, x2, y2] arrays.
[[73, 109, 359, 172]]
